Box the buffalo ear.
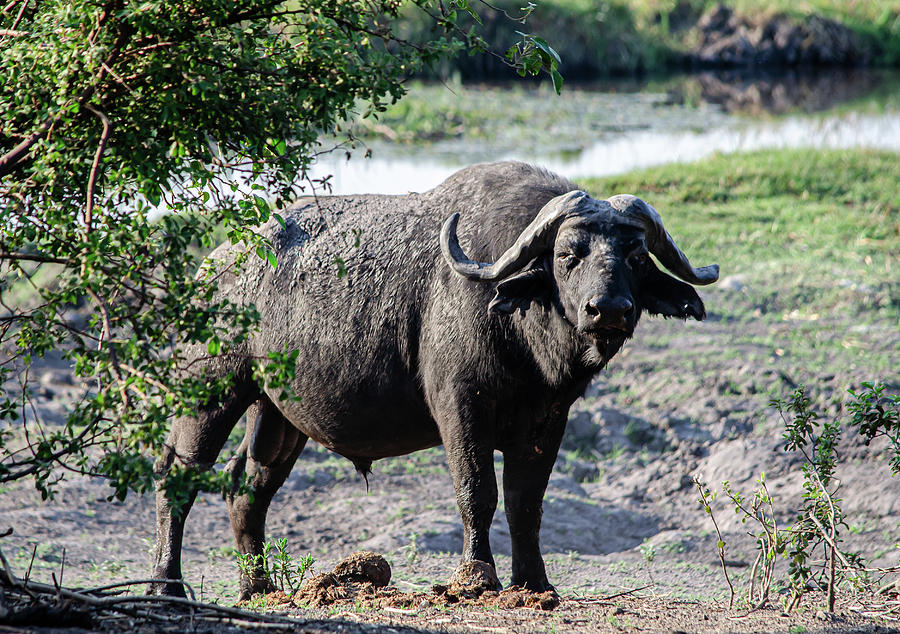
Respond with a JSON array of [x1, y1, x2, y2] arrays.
[[488, 265, 550, 315], [641, 265, 707, 320]]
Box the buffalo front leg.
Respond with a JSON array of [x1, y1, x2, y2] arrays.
[[435, 393, 500, 588], [502, 426, 565, 591], [150, 381, 258, 596], [226, 397, 307, 600]]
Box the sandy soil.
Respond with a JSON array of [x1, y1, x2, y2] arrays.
[[2, 282, 899, 632]]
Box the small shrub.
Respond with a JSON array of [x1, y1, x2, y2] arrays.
[[235, 539, 315, 597], [697, 384, 900, 612]]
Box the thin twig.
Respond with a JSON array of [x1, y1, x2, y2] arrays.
[[24, 544, 35, 583], [9, 0, 27, 32], [0, 544, 15, 582], [695, 478, 735, 608], [0, 251, 71, 265], [120, 364, 175, 396], [597, 584, 653, 600], [59, 547, 66, 590], [85, 287, 128, 412]]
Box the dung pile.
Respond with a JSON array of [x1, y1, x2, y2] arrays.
[[292, 551, 393, 608]]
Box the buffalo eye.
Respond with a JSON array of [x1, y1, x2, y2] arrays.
[[556, 252, 578, 268], [628, 251, 650, 269]]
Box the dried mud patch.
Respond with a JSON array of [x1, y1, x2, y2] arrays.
[[236, 589, 896, 634]]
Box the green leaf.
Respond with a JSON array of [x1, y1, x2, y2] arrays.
[[550, 68, 564, 95], [266, 250, 277, 270], [458, 0, 482, 25], [531, 36, 560, 64], [146, 187, 161, 208]]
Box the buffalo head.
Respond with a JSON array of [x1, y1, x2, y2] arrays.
[[440, 190, 719, 340]]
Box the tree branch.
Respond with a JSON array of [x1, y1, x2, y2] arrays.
[[0, 118, 53, 177], [83, 104, 111, 232], [0, 251, 71, 265], [9, 0, 28, 31], [85, 287, 129, 413]]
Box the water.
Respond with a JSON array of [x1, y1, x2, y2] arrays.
[[306, 70, 900, 196]]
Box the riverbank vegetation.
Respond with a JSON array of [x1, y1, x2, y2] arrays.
[[398, 0, 900, 78]]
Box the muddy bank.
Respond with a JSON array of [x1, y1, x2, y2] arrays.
[[689, 5, 869, 69]]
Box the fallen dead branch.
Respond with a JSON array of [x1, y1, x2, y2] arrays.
[[0, 544, 304, 630]]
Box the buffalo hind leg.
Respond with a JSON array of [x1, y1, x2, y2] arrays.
[[150, 379, 259, 596], [226, 396, 307, 600]]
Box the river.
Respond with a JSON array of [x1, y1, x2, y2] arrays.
[[306, 69, 900, 195]]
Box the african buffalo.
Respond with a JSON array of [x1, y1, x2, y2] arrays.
[[151, 161, 718, 598]]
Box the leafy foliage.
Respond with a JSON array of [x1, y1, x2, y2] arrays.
[[0, 1, 560, 500], [775, 387, 851, 610], [849, 382, 900, 474]]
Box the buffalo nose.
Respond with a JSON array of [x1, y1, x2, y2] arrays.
[[584, 296, 634, 328]]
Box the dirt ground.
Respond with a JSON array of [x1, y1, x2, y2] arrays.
[[2, 279, 900, 632]]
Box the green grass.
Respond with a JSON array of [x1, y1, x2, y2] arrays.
[[625, 0, 897, 22], [576, 148, 899, 401]]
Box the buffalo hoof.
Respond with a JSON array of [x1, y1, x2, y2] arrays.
[[515, 577, 555, 593], [238, 576, 275, 602], [446, 560, 501, 596]]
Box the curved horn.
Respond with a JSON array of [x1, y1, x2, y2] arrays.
[[606, 194, 719, 285], [441, 190, 590, 281]]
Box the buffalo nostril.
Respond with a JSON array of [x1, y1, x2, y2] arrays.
[[584, 297, 633, 324]]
